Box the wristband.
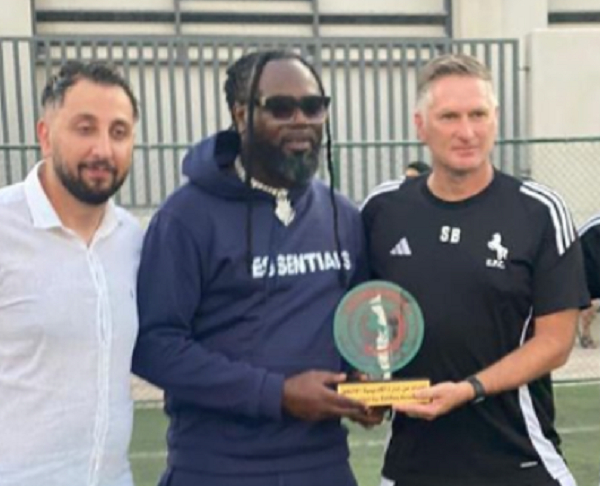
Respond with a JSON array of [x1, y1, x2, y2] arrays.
[[465, 375, 486, 404]]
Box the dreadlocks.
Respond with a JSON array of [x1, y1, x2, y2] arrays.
[[223, 51, 262, 127], [223, 50, 346, 287]]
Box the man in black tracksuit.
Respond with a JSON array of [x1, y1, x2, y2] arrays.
[[362, 54, 588, 486]]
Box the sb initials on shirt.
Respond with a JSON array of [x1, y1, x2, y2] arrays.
[[440, 226, 461, 244]]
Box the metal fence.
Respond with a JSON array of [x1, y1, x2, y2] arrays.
[[0, 34, 520, 184]]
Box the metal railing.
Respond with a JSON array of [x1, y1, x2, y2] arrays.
[[0, 35, 521, 189]]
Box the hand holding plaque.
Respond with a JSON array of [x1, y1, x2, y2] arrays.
[[334, 281, 430, 407]]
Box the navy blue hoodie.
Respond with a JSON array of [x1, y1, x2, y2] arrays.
[[132, 130, 367, 475]]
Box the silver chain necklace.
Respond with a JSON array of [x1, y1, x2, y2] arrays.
[[234, 158, 295, 226]]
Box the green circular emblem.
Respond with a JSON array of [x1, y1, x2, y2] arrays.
[[334, 280, 424, 376]]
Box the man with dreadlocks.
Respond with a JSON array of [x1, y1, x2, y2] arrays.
[[132, 50, 378, 486]]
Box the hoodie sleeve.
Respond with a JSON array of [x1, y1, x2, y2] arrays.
[[132, 209, 284, 421], [350, 210, 370, 287], [341, 205, 370, 374]]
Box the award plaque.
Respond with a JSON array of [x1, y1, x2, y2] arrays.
[[334, 280, 429, 407]]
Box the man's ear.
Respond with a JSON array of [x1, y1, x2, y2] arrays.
[[414, 111, 426, 143], [36, 117, 52, 159], [232, 103, 248, 134]]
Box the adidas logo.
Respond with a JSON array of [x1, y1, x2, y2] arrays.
[[390, 237, 412, 256]]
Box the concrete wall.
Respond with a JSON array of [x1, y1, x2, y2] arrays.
[[16, 0, 600, 37], [318, 0, 444, 13], [453, 0, 547, 40], [34, 0, 172, 9], [550, 0, 600, 11], [0, 0, 33, 36], [526, 28, 600, 224], [25, 0, 449, 37], [528, 30, 600, 137]]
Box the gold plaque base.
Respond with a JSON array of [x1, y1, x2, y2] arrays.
[[337, 379, 430, 407]]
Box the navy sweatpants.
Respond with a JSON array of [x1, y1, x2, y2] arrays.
[[157, 462, 358, 486]]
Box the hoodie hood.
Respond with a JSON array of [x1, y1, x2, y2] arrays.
[[182, 130, 311, 202], [181, 130, 252, 201]]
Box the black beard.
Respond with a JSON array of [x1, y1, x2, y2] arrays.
[[244, 133, 320, 188], [54, 158, 125, 206]]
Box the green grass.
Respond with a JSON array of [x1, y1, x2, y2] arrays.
[[129, 404, 168, 486], [130, 383, 600, 486], [555, 383, 600, 485]]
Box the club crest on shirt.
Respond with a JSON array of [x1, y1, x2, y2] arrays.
[[486, 232, 509, 269]]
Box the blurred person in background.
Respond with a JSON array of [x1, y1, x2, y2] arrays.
[[404, 160, 430, 178], [578, 214, 600, 348]]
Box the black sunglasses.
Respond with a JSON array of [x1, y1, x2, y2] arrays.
[[254, 95, 331, 121]]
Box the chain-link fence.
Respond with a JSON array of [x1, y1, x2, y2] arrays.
[[330, 138, 599, 218]]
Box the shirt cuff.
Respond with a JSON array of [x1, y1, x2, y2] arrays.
[[258, 371, 285, 420]]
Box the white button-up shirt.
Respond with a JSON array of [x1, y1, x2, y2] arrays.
[[0, 164, 143, 486]]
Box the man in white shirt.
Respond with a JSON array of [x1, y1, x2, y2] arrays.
[[0, 60, 142, 486]]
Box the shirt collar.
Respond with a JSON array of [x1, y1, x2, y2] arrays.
[[24, 162, 122, 236], [24, 162, 62, 229], [95, 199, 121, 240]]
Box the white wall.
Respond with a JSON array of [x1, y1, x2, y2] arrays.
[[16, 0, 600, 38], [528, 29, 600, 137], [317, 0, 444, 14], [34, 0, 445, 15], [526, 29, 600, 224], [25, 0, 450, 38], [453, 0, 547, 40], [550, 0, 600, 10], [0, 0, 32, 36], [34, 0, 173, 10]]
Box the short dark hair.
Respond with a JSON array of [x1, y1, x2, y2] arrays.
[[406, 160, 430, 175], [41, 60, 139, 119]]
